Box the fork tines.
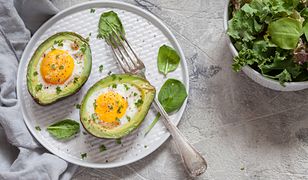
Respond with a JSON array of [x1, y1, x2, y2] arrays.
[[107, 31, 145, 75]]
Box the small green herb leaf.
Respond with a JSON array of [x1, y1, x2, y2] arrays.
[[51, 64, 56, 70], [47, 119, 80, 140], [99, 65, 104, 72], [74, 77, 78, 84], [90, 8, 95, 13], [33, 71, 38, 76], [157, 45, 180, 76], [35, 126, 41, 131], [135, 99, 143, 107], [80, 43, 87, 54], [126, 116, 131, 122], [81, 153, 87, 159], [54, 40, 64, 47], [93, 100, 97, 109], [100, 144, 107, 152], [76, 104, 81, 109], [124, 84, 130, 90], [116, 138, 121, 144], [35, 84, 43, 92], [56, 86, 61, 94]]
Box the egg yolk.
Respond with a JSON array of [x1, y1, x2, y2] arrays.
[[40, 49, 74, 85], [95, 91, 128, 124]]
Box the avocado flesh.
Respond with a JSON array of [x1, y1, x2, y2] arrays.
[[27, 32, 92, 105], [80, 74, 156, 139]]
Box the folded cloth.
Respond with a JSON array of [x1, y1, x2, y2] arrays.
[[0, 0, 78, 179]]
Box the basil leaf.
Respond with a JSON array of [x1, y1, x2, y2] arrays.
[[268, 17, 302, 49], [145, 79, 187, 135], [47, 119, 80, 140], [158, 79, 187, 113], [157, 45, 180, 76], [98, 11, 125, 43]]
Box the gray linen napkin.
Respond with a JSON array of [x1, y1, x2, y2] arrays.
[[0, 0, 78, 179]]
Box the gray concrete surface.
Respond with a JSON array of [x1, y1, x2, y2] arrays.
[[51, 0, 308, 179]]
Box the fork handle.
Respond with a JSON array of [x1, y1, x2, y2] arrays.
[[152, 99, 207, 177]]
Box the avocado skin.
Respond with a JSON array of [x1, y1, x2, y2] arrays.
[[26, 32, 92, 105], [80, 74, 156, 139]]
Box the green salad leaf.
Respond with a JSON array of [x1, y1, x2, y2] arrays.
[[268, 17, 302, 49], [98, 11, 125, 42], [145, 79, 187, 135], [47, 119, 80, 140], [157, 45, 180, 76], [228, 0, 308, 85], [303, 22, 308, 41]]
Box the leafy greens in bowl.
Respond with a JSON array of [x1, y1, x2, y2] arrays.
[[224, 0, 308, 91]]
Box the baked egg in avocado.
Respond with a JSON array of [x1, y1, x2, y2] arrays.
[[80, 74, 156, 139], [27, 32, 92, 105]]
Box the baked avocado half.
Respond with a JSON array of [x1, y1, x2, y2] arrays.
[[27, 32, 92, 105], [80, 74, 156, 139]]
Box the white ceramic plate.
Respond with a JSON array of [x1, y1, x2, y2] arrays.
[[17, 1, 188, 168]]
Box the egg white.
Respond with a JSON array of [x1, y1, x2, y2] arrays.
[[36, 40, 85, 94], [85, 83, 142, 127]]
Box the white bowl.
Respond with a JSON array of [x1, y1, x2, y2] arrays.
[[223, 1, 308, 91]]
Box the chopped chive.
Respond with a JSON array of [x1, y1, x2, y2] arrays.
[[107, 71, 112, 75], [59, 65, 64, 70], [33, 71, 38, 76], [126, 116, 131, 122], [75, 104, 81, 109], [133, 92, 138, 96], [90, 8, 95, 13]]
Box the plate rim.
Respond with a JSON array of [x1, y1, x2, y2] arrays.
[[17, 0, 189, 168]]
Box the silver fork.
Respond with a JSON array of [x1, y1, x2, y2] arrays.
[[106, 31, 207, 177]]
